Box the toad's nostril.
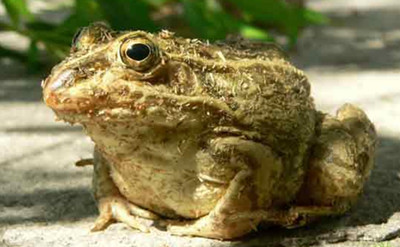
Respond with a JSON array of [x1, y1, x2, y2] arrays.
[[47, 69, 76, 91]]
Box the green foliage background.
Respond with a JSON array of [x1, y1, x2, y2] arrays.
[[0, 0, 327, 69]]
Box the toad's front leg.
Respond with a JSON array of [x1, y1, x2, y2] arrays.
[[90, 148, 160, 232], [168, 137, 285, 239]]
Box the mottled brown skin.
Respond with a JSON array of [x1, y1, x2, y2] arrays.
[[42, 23, 377, 239]]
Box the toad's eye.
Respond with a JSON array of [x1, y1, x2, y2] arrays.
[[71, 23, 112, 52], [120, 38, 159, 72], [126, 43, 150, 61], [71, 27, 84, 51]]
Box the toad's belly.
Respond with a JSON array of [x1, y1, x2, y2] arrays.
[[109, 161, 227, 219]]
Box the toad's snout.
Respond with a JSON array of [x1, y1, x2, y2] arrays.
[[42, 69, 93, 112], [43, 69, 77, 92]]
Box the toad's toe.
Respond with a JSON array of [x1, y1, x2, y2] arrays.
[[91, 196, 157, 233]]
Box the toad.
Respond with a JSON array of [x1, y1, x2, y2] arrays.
[[42, 23, 377, 239]]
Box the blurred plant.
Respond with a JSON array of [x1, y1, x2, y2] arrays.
[[373, 243, 392, 247], [0, 0, 327, 69]]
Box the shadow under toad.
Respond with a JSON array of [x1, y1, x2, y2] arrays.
[[0, 187, 97, 226], [4, 125, 83, 134]]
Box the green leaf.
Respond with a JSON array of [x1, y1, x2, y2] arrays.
[[182, 0, 240, 40], [74, 0, 103, 23], [303, 8, 329, 25], [56, 0, 103, 35], [142, 0, 171, 7], [226, 0, 326, 45], [239, 25, 272, 41], [24, 24, 71, 59], [95, 0, 157, 31], [44, 43, 70, 59], [226, 0, 301, 43], [27, 40, 40, 70], [0, 21, 17, 32], [26, 29, 71, 46], [226, 0, 291, 25], [1, 0, 33, 28], [26, 21, 58, 31]]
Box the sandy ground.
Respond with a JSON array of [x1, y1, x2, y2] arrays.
[[1, 0, 400, 246]]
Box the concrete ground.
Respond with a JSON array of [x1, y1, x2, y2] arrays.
[[1, 0, 400, 246]]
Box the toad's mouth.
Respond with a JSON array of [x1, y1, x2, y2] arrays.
[[42, 71, 235, 123]]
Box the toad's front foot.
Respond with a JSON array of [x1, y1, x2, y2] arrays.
[[91, 196, 159, 232]]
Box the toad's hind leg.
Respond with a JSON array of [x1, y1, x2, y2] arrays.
[[293, 104, 377, 224], [90, 148, 159, 232]]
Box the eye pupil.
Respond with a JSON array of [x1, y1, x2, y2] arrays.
[[126, 43, 150, 61]]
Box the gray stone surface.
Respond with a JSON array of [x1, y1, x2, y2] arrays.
[[1, 0, 400, 246]]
